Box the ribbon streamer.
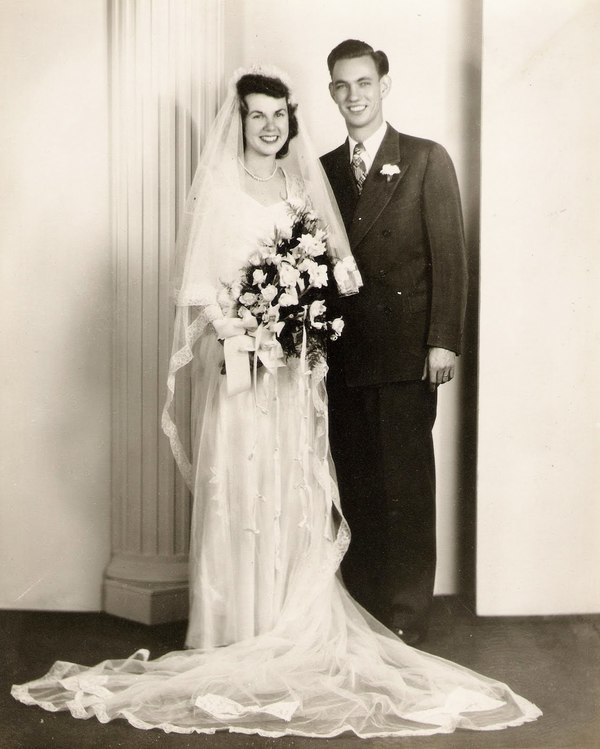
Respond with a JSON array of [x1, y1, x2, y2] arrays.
[[223, 324, 286, 398], [223, 335, 255, 396]]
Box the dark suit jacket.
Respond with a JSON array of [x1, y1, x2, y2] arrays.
[[321, 124, 468, 386]]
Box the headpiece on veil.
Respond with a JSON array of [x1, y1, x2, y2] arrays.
[[163, 65, 362, 488]]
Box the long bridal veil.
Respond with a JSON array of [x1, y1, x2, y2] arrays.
[[10, 564, 541, 737], [162, 64, 361, 489], [11, 65, 541, 739]]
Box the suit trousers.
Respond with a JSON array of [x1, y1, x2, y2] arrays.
[[328, 377, 437, 636]]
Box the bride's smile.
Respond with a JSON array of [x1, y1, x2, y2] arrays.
[[242, 92, 289, 160]]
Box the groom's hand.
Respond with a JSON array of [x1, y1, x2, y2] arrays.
[[422, 347, 456, 392]]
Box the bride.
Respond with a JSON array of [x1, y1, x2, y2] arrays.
[[12, 66, 541, 738]]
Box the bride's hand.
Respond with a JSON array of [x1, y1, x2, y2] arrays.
[[212, 318, 248, 340], [213, 309, 259, 340]]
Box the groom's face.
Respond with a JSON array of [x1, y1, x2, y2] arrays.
[[329, 55, 390, 137]]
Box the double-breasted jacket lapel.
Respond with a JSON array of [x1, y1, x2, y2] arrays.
[[321, 142, 359, 231], [349, 124, 409, 249]]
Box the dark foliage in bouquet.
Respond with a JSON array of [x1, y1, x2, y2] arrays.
[[232, 202, 344, 371]]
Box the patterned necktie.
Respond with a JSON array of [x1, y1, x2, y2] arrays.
[[351, 142, 367, 194]]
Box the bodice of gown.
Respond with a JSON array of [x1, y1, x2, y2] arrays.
[[239, 198, 291, 258], [216, 171, 302, 291]]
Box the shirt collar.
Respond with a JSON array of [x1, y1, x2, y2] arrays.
[[348, 121, 388, 165]]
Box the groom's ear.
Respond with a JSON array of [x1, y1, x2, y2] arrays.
[[379, 74, 392, 99], [328, 81, 335, 101]]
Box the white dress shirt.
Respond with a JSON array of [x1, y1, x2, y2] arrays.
[[348, 121, 388, 174]]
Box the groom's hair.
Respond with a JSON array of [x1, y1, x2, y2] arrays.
[[327, 39, 389, 78], [236, 74, 299, 158]]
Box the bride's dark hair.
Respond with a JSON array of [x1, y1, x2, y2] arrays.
[[236, 74, 299, 158]]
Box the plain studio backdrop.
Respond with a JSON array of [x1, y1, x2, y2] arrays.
[[0, 0, 599, 617]]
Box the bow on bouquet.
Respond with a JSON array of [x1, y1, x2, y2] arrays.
[[220, 202, 345, 395]]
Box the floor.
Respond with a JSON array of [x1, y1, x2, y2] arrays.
[[1, 597, 598, 749]]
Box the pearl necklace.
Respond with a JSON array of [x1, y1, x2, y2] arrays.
[[238, 158, 278, 182]]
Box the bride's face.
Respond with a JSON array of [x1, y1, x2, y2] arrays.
[[243, 93, 289, 159]]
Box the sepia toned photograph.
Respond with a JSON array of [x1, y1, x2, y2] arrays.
[[1, 1, 598, 747]]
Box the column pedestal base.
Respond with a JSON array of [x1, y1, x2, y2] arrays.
[[104, 578, 188, 625]]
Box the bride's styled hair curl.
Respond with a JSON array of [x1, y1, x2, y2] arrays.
[[236, 73, 299, 158]]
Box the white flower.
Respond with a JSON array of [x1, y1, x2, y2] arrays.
[[248, 250, 264, 266], [274, 218, 294, 241], [380, 163, 401, 180], [309, 300, 327, 329], [279, 288, 299, 307], [297, 232, 326, 258], [266, 253, 282, 266], [261, 284, 278, 302], [252, 269, 267, 285], [308, 264, 328, 289], [298, 257, 328, 288], [298, 257, 317, 274], [240, 291, 258, 306], [331, 317, 345, 336], [279, 262, 301, 288]]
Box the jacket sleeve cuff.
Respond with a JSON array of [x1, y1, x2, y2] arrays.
[[426, 332, 462, 356]]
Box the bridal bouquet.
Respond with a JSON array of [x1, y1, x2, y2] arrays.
[[230, 202, 344, 371]]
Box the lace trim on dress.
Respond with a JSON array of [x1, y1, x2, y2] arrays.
[[161, 307, 216, 489]]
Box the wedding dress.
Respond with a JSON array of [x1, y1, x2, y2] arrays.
[[184, 182, 338, 649], [11, 67, 541, 738]]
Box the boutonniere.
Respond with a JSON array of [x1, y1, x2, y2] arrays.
[[380, 163, 401, 182]]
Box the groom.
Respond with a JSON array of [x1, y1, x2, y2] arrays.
[[321, 40, 468, 645]]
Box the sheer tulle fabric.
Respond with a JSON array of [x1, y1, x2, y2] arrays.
[[162, 67, 361, 491], [12, 197, 541, 739], [11, 593, 540, 738]]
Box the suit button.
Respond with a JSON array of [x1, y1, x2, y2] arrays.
[[382, 229, 391, 237]]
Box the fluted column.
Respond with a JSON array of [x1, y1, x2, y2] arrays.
[[104, 0, 223, 624]]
